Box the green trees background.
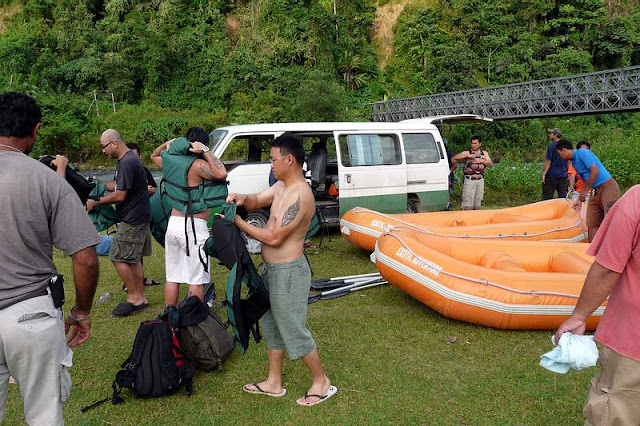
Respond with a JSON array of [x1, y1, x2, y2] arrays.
[[1, 0, 639, 185]]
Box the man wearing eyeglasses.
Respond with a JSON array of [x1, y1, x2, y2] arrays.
[[86, 129, 151, 317], [228, 133, 336, 407]]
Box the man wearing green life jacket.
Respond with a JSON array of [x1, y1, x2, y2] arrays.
[[86, 129, 151, 317], [151, 127, 227, 307]]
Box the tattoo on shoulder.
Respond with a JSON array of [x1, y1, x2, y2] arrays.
[[212, 157, 226, 171], [198, 162, 213, 178], [281, 195, 301, 227]]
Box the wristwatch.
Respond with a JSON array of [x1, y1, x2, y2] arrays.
[[201, 145, 210, 154]]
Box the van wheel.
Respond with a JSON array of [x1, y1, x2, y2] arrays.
[[406, 200, 419, 214], [244, 211, 269, 254]]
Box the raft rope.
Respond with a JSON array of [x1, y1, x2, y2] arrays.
[[381, 231, 587, 300], [349, 206, 583, 240]]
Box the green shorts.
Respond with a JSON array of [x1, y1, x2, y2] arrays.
[[261, 256, 316, 359], [109, 222, 150, 264]]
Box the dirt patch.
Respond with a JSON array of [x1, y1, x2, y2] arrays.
[[226, 13, 241, 48], [0, 2, 22, 34], [372, 0, 412, 69]]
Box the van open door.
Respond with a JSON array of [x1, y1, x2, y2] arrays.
[[335, 131, 407, 216]]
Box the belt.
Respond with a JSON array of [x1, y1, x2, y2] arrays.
[[593, 178, 614, 194], [464, 175, 483, 180]]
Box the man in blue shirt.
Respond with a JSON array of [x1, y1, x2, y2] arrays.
[[542, 128, 568, 200], [556, 139, 619, 242]]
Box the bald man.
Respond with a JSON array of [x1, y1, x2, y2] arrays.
[[86, 129, 151, 316]]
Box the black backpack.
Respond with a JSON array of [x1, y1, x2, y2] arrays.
[[81, 319, 195, 413], [113, 320, 194, 399], [178, 296, 236, 372]]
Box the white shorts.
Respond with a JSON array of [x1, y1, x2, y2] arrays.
[[165, 215, 210, 285]]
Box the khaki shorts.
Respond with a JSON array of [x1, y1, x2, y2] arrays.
[[461, 176, 484, 210], [109, 222, 150, 264], [584, 345, 640, 425], [586, 178, 620, 228], [260, 256, 316, 359], [0, 295, 71, 425]]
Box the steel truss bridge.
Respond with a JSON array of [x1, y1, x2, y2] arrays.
[[370, 66, 640, 122]]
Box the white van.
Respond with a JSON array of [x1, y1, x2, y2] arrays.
[[208, 117, 490, 227]]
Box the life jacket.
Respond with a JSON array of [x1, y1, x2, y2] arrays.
[[149, 188, 172, 247], [160, 137, 228, 215], [463, 149, 486, 176], [203, 204, 270, 353], [39, 155, 96, 205], [156, 137, 228, 255], [88, 180, 120, 232]]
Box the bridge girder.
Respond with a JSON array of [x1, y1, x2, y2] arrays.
[[371, 66, 640, 122]]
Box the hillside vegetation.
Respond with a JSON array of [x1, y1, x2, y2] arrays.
[[0, 0, 639, 182]]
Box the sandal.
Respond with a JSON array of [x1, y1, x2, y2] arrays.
[[112, 301, 149, 317]]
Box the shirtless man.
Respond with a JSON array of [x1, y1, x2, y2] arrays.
[[227, 133, 337, 407], [151, 127, 227, 306]]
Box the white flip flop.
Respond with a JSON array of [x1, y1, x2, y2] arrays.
[[296, 385, 338, 406]]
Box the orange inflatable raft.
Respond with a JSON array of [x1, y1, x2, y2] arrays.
[[374, 228, 604, 330], [341, 198, 586, 252]]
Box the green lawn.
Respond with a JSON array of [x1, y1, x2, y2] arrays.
[[3, 230, 592, 425]]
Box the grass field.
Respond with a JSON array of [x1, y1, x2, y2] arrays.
[[3, 229, 593, 425]]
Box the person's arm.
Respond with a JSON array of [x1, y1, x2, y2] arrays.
[[151, 139, 175, 168], [227, 183, 277, 212], [568, 167, 576, 190], [51, 155, 69, 178], [90, 177, 115, 192], [579, 163, 599, 202], [480, 151, 493, 167], [452, 151, 472, 162], [234, 190, 311, 247], [554, 261, 619, 343], [189, 142, 227, 180], [65, 246, 99, 348], [542, 160, 550, 184], [85, 188, 127, 212]]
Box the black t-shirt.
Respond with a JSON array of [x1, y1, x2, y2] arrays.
[[114, 151, 151, 225]]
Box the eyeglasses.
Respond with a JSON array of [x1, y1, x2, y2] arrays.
[[269, 155, 286, 163], [101, 141, 115, 150]]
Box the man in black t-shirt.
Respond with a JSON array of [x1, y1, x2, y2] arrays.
[[86, 129, 151, 316], [126, 143, 160, 288]]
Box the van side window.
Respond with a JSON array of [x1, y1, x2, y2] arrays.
[[403, 133, 440, 164], [338, 134, 401, 167], [220, 135, 273, 165]]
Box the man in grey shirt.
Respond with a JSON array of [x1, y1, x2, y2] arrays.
[[0, 92, 100, 425]]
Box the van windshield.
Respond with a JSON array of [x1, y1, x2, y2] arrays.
[[210, 129, 228, 150]]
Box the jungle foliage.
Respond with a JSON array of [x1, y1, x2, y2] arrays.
[[0, 0, 639, 187]]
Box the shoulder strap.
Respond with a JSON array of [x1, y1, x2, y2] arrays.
[[121, 321, 154, 369]]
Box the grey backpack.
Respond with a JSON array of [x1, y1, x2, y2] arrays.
[[178, 296, 236, 372]]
